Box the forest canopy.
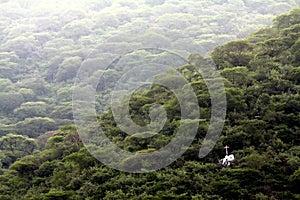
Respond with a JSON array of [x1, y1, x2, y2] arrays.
[[0, 0, 300, 137], [0, 6, 300, 199], [0, 1, 299, 200]]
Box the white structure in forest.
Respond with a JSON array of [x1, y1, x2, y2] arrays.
[[219, 145, 235, 168]]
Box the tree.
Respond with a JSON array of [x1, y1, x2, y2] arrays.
[[1, 35, 38, 58], [18, 88, 35, 102], [0, 92, 24, 113], [15, 117, 56, 138], [0, 134, 37, 168], [211, 40, 253, 69], [13, 101, 47, 120], [55, 56, 82, 82], [0, 78, 16, 92], [274, 8, 300, 29], [62, 19, 94, 40], [138, 31, 171, 49], [291, 38, 300, 66], [220, 66, 249, 86], [16, 78, 50, 96], [289, 168, 300, 193], [9, 160, 38, 177]]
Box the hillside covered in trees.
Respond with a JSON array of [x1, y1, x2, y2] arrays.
[[0, 6, 299, 199], [1, 0, 300, 140]]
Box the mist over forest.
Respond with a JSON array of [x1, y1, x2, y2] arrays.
[[0, 0, 300, 199], [0, 0, 299, 134]]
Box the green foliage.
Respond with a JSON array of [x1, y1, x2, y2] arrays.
[[15, 117, 56, 138], [289, 168, 300, 193], [0, 4, 300, 200], [10, 160, 38, 177], [42, 190, 72, 200], [55, 56, 82, 82], [13, 101, 47, 120], [211, 40, 253, 69], [0, 134, 37, 168], [0, 0, 299, 140], [274, 8, 300, 29], [0, 92, 24, 113]]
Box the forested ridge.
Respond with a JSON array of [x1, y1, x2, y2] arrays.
[[1, 0, 300, 138], [0, 6, 299, 199]]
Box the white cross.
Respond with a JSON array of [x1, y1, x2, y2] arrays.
[[224, 145, 229, 155]]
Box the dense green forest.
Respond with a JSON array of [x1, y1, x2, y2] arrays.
[[1, 0, 300, 138], [0, 1, 300, 200]]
